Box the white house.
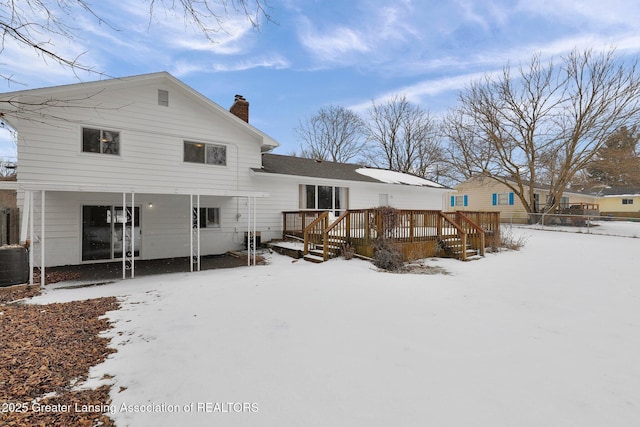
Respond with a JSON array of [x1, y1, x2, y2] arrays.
[[0, 72, 449, 282]]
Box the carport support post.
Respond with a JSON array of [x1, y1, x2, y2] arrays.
[[253, 196, 257, 266], [131, 192, 135, 279], [40, 190, 45, 287], [121, 192, 136, 280], [29, 190, 33, 285], [189, 194, 201, 272], [197, 194, 201, 272], [122, 193, 126, 280], [247, 196, 256, 266]]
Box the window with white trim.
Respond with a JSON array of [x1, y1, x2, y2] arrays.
[[492, 192, 514, 206], [622, 198, 634, 205], [300, 184, 348, 214], [193, 207, 221, 228], [184, 141, 227, 166], [452, 195, 467, 207], [82, 127, 120, 155]]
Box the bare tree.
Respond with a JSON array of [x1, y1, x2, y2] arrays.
[[444, 48, 640, 213], [295, 105, 366, 163], [0, 0, 271, 82], [364, 95, 442, 178]]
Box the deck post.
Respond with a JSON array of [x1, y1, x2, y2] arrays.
[[409, 211, 414, 242], [282, 212, 287, 238]]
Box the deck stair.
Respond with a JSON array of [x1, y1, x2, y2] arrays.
[[438, 235, 478, 260], [303, 235, 346, 263]]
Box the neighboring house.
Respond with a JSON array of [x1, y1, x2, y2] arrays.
[[0, 176, 17, 208], [0, 72, 450, 279], [450, 176, 597, 223], [592, 186, 640, 218]]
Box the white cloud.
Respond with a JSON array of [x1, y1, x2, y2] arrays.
[[347, 71, 492, 115], [170, 55, 290, 77], [516, 0, 640, 28], [211, 56, 290, 72], [298, 17, 370, 63]]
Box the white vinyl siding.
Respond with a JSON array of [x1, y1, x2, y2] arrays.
[[15, 78, 263, 193]]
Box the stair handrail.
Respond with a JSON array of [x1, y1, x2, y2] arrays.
[[438, 212, 468, 261], [303, 211, 329, 256], [322, 210, 352, 261], [456, 211, 486, 256]]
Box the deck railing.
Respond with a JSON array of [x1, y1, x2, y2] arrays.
[[283, 210, 326, 238], [284, 209, 500, 261], [457, 211, 500, 249], [302, 211, 329, 256]]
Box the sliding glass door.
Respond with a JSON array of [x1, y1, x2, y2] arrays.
[[82, 205, 140, 261]]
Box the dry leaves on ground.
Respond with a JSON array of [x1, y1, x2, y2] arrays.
[[0, 289, 119, 426]]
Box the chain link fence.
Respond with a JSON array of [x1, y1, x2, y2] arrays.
[[513, 212, 640, 237]]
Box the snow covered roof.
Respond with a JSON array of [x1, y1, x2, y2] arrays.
[[255, 154, 447, 188], [355, 168, 443, 188]]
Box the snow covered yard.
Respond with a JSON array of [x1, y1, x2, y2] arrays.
[[30, 225, 640, 426]]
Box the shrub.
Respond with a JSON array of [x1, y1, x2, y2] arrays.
[[342, 243, 354, 260], [498, 225, 529, 251], [372, 239, 403, 271]]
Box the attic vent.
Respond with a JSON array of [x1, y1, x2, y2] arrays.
[[158, 89, 169, 107]]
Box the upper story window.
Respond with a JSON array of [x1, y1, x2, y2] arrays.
[[184, 141, 227, 166], [622, 198, 634, 205], [82, 127, 120, 155]]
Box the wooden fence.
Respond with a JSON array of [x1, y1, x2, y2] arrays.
[[1, 207, 20, 246]]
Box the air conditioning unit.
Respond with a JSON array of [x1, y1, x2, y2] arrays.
[[243, 231, 261, 249]]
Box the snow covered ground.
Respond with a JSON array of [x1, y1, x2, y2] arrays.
[[30, 224, 640, 426]]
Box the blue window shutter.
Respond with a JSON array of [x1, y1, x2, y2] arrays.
[[492, 193, 497, 206], [450, 196, 455, 207], [463, 195, 468, 207], [509, 192, 515, 205]]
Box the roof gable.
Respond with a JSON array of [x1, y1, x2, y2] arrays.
[[0, 72, 278, 150]]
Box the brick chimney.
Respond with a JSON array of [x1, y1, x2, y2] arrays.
[[230, 94, 249, 123]]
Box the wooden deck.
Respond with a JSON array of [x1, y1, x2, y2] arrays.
[[283, 209, 501, 263]]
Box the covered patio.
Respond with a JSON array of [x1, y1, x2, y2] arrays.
[[0, 180, 268, 286]]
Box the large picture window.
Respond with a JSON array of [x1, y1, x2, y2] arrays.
[[300, 184, 348, 214], [184, 141, 227, 166], [82, 127, 120, 155]]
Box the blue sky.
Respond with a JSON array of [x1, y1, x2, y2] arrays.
[[2, 0, 640, 161]]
